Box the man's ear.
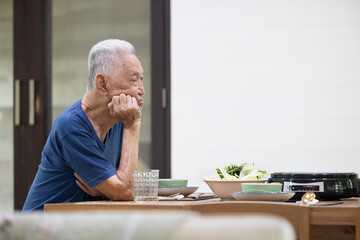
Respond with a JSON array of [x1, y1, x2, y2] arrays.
[[94, 73, 108, 95]]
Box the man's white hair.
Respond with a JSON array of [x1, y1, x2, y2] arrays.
[[87, 39, 135, 90]]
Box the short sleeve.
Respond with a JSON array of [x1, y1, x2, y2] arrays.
[[62, 130, 116, 187]]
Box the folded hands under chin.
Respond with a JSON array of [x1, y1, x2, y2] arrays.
[[108, 94, 141, 128]]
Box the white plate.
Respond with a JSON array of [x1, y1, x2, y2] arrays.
[[158, 186, 199, 196], [230, 192, 295, 201]]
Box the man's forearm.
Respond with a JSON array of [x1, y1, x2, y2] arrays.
[[93, 122, 141, 201], [116, 122, 141, 183]]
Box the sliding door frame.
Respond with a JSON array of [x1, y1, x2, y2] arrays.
[[151, 0, 171, 178]]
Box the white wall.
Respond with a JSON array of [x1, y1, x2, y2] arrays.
[[171, 0, 360, 192]]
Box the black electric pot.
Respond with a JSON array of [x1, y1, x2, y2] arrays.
[[268, 172, 360, 200]]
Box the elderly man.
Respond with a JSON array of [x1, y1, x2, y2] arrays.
[[23, 39, 144, 211]]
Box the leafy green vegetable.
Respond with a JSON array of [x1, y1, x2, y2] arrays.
[[224, 163, 246, 177], [221, 169, 238, 180], [216, 163, 267, 180], [216, 168, 224, 179]]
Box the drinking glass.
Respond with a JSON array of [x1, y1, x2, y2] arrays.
[[133, 169, 159, 201]]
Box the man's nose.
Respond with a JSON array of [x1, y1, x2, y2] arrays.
[[138, 82, 145, 96]]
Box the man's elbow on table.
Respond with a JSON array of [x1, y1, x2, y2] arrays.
[[96, 175, 134, 201]]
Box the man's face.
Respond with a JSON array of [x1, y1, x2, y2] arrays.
[[108, 54, 145, 110]]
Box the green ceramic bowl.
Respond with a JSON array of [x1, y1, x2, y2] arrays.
[[241, 183, 282, 193], [158, 179, 188, 188]]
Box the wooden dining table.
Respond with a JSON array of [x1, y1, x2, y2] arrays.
[[45, 197, 360, 240]]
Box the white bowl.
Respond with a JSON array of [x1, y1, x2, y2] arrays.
[[204, 179, 267, 200]]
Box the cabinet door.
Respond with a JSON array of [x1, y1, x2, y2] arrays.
[[13, 0, 52, 210]]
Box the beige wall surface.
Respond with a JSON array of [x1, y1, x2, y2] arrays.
[[171, 0, 360, 192], [0, 0, 13, 212]]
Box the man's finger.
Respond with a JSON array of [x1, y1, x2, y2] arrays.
[[74, 172, 90, 188], [112, 95, 120, 104], [108, 102, 114, 114], [74, 172, 80, 179], [76, 180, 90, 194], [126, 95, 132, 104], [119, 94, 127, 103]]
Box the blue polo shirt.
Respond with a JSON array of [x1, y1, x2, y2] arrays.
[[22, 100, 123, 211]]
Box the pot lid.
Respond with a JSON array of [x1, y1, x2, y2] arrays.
[[270, 172, 358, 180]]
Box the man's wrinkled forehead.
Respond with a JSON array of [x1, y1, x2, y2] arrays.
[[121, 55, 143, 73]]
